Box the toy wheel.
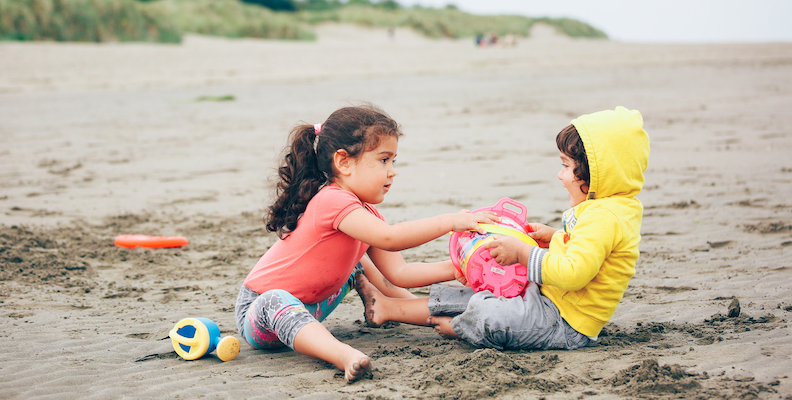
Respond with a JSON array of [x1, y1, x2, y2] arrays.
[[216, 336, 240, 362]]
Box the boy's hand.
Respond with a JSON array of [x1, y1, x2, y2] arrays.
[[483, 236, 530, 266], [449, 210, 500, 235], [527, 223, 557, 249]]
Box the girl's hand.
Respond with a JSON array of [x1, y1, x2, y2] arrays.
[[453, 267, 468, 287], [483, 236, 529, 266], [527, 223, 556, 248], [450, 210, 500, 234]]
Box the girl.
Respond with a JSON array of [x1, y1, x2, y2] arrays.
[[235, 105, 498, 382]]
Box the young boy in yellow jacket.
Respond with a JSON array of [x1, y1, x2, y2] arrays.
[[355, 106, 650, 350]]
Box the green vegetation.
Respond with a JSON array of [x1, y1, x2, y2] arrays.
[[0, 0, 181, 42], [0, 0, 607, 43], [195, 95, 236, 102], [536, 17, 608, 39], [299, 4, 607, 39], [144, 0, 315, 40], [240, 0, 297, 12]]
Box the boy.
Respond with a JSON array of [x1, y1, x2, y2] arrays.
[[355, 106, 650, 350]]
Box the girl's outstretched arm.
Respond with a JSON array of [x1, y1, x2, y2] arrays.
[[359, 255, 416, 299], [366, 246, 457, 289], [338, 208, 498, 252]]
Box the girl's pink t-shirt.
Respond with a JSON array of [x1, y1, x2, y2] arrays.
[[243, 184, 385, 305]]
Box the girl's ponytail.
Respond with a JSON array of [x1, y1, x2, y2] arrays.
[[266, 124, 325, 238]]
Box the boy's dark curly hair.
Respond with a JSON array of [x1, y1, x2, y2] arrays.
[[556, 124, 590, 192]]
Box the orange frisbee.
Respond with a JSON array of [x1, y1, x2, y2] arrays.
[[114, 235, 189, 249]]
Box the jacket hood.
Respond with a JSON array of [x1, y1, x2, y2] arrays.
[[571, 106, 650, 200]]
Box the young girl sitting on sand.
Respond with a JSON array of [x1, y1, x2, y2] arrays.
[[235, 105, 498, 382], [355, 106, 650, 351]]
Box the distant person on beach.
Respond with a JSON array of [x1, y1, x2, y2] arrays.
[[476, 32, 499, 48], [487, 31, 499, 46], [356, 106, 650, 351], [234, 105, 498, 381]]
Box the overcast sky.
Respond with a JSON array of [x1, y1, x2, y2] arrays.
[[397, 0, 792, 43]]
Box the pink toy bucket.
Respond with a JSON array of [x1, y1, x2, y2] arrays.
[[449, 198, 538, 298]]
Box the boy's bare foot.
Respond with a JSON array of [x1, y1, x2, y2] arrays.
[[354, 272, 385, 327], [427, 316, 459, 339], [345, 354, 372, 383]]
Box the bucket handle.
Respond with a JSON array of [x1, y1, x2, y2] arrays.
[[169, 328, 200, 346], [491, 197, 528, 225]]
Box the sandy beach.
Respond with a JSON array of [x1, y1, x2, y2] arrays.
[[1, 24, 792, 399]]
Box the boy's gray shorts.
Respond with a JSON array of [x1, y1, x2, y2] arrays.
[[427, 281, 590, 351]]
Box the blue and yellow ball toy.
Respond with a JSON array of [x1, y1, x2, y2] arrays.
[[169, 317, 240, 362]]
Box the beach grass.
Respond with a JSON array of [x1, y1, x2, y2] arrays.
[[141, 0, 315, 40], [1, 0, 608, 43], [195, 95, 236, 102], [299, 5, 608, 40], [0, 0, 181, 43]]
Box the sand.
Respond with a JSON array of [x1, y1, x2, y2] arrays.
[[1, 23, 792, 399]]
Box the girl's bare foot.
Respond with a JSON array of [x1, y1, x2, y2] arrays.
[[427, 316, 459, 339], [345, 353, 372, 382], [354, 272, 386, 327], [292, 322, 373, 383]]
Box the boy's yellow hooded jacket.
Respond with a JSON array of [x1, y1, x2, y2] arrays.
[[527, 106, 650, 338]]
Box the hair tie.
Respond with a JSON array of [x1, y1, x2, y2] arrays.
[[313, 123, 322, 153]]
